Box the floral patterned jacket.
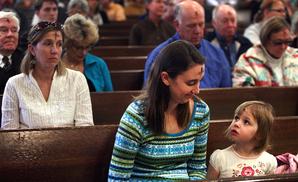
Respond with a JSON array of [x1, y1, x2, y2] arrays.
[[233, 45, 298, 87]]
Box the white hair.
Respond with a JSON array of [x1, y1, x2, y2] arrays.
[[0, 11, 20, 32]]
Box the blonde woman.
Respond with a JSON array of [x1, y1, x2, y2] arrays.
[[62, 14, 113, 92]]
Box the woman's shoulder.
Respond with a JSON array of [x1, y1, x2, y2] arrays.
[[85, 53, 108, 66], [7, 73, 27, 84], [193, 97, 210, 114]]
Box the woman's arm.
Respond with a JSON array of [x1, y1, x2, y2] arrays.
[[74, 72, 94, 126], [108, 102, 142, 181], [187, 103, 210, 180]]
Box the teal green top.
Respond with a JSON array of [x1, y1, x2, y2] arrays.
[[108, 98, 210, 181]]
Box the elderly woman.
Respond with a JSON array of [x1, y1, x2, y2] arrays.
[[1, 21, 94, 129], [67, 0, 109, 26], [233, 16, 298, 87], [62, 14, 113, 92], [244, 0, 287, 45]]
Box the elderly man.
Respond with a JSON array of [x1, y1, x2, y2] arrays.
[[205, 4, 252, 69], [144, 0, 231, 88], [0, 11, 24, 94]]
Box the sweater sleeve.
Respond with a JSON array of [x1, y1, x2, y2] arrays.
[[108, 101, 143, 181], [188, 101, 210, 180]]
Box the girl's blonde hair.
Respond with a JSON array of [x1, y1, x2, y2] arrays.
[[226, 101, 275, 153]]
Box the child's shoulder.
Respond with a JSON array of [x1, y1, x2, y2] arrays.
[[259, 151, 277, 161], [210, 146, 234, 160]]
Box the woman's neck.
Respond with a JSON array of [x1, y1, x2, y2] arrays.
[[33, 65, 55, 81]]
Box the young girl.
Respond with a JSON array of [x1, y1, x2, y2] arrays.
[[207, 101, 277, 179]]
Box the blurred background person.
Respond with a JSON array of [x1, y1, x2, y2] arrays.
[[244, 0, 287, 45], [129, 0, 175, 45], [87, 0, 109, 25], [1, 21, 94, 129], [233, 17, 298, 87], [62, 14, 113, 92], [0, 11, 24, 94], [205, 4, 252, 70], [99, 0, 126, 21]]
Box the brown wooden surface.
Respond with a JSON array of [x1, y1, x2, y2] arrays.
[[0, 117, 297, 181], [110, 69, 144, 91], [90, 87, 298, 124], [104, 56, 146, 70], [91, 91, 142, 125], [91, 46, 154, 57], [0, 125, 118, 182], [97, 36, 129, 46]]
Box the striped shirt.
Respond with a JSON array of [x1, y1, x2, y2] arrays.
[[108, 98, 210, 181]]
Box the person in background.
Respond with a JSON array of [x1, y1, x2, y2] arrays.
[[207, 101, 277, 179], [233, 16, 298, 87], [109, 40, 209, 181], [62, 14, 113, 92], [243, 0, 287, 45], [129, 0, 175, 45], [1, 21, 94, 129], [87, 0, 109, 25], [0, 11, 24, 94], [31, 0, 59, 26], [144, 0, 231, 88], [124, 0, 146, 17], [99, 0, 126, 21], [67, 0, 90, 16], [205, 4, 252, 70]]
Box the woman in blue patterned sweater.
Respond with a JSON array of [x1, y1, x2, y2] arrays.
[[108, 40, 210, 181]]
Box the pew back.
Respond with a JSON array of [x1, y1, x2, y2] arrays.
[[91, 46, 154, 57], [0, 117, 297, 181], [90, 87, 298, 124], [110, 70, 144, 90], [104, 56, 146, 70]]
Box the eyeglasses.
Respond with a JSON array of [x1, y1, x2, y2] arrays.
[[270, 39, 293, 46], [29, 21, 63, 42]]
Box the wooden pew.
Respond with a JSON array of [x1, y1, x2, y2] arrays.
[[104, 56, 146, 70], [0, 125, 117, 181], [90, 87, 298, 125], [110, 69, 144, 90], [91, 46, 154, 57], [97, 36, 129, 46], [0, 117, 297, 181], [91, 91, 142, 125]]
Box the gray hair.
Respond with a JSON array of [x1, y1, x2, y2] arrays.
[[0, 11, 20, 32], [212, 4, 236, 20], [67, 0, 89, 15]]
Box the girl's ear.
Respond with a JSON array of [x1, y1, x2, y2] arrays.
[[161, 71, 170, 86], [28, 44, 35, 57]]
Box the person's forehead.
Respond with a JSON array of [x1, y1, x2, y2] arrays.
[[0, 18, 17, 26], [41, 1, 57, 8]]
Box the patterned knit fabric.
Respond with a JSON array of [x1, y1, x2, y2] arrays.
[[233, 45, 298, 87], [108, 98, 210, 181]]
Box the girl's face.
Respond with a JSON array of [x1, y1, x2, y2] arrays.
[[29, 30, 63, 70], [162, 64, 204, 105], [228, 107, 258, 146]]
